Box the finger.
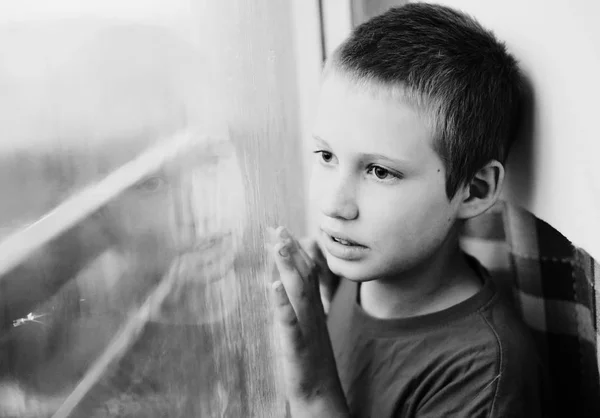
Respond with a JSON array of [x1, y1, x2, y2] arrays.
[[290, 240, 321, 294], [299, 237, 319, 259], [292, 236, 317, 271], [299, 237, 338, 287], [290, 240, 316, 281], [264, 240, 280, 285], [272, 241, 320, 322], [299, 237, 327, 274], [292, 237, 316, 269], [275, 227, 314, 279], [272, 241, 304, 296], [299, 238, 339, 314], [320, 288, 332, 315], [301, 238, 329, 273], [270, 280, 305, 355]]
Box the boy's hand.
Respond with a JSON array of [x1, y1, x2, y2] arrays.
[[298, 237, 340, 315], [267, 226, 350, 418]]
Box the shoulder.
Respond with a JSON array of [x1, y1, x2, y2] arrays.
[[463, 255, 541, 392], [414, 284, 543, 417], [475, 289, 543, 417], [400, 269, 542, 415]]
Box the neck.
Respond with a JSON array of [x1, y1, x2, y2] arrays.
[[360, 228, 482, 319]]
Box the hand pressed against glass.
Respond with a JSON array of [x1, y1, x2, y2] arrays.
[[267, 226, 349, 418]]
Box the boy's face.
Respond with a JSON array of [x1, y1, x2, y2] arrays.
[[310, 74, 464, 282], [98, 137, 246, 288]]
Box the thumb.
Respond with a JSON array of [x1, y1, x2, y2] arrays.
[[271, 280, 305, 356]]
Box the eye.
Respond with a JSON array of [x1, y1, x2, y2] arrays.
[[367, 165, 391, 179], [313, 150, 334, 164], [373, 166, 390, 179], [366, 165, 401, 182], [135, 176, 165, 192]]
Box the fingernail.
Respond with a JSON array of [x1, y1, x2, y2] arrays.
[[278, 243, 290, 258], [279, 247, 289, 258]]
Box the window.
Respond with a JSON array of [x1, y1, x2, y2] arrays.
[[0, 1, 314, 416]]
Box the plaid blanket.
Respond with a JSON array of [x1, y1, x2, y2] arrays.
[[461, 200, 600, 417]]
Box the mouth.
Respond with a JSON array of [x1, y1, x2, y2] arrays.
[[320, 228, 366, 248], [177, 232, 237, 283], [320, 228, 369, 261], [191, 232, 233, 252], [330, 236, 360, 246]]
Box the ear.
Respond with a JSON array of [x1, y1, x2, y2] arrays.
[[457, 160, 505, 220]]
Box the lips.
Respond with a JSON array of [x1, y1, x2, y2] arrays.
[[320, 228, 368, 261], [320, 228, 365, 247], [192, 232, 232, 252], [177, 232, 237, 283]]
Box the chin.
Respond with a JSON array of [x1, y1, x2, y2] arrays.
[[325, 254, 377, 283]]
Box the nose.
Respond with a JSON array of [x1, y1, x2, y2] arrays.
[[172, 172, 198, 248], [172, 147, 246, 250], [319, 173, 359, 221], [172, 167, 221, 248]]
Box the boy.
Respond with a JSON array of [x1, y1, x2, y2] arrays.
[[268, 3, 543, 418]]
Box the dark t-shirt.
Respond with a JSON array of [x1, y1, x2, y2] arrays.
[[327, 256, 543, 418]]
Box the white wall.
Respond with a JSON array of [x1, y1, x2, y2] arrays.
[[0, 0, 191, 23]]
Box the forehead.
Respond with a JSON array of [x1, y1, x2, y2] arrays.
[[314, 74, 437, 164]]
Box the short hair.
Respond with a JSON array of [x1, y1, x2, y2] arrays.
[[325, 2, 525, 199]]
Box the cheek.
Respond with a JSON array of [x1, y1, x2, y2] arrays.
[[308, 166, 326, 210], [365, 184, 454, 251]]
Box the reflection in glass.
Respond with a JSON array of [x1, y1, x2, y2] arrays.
[[0, 133, 253, 417], [0, 1, 301, 416]]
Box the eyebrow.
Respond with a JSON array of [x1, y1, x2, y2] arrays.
[[312, 135, 330, 147], [312, 135, 410, 167]]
